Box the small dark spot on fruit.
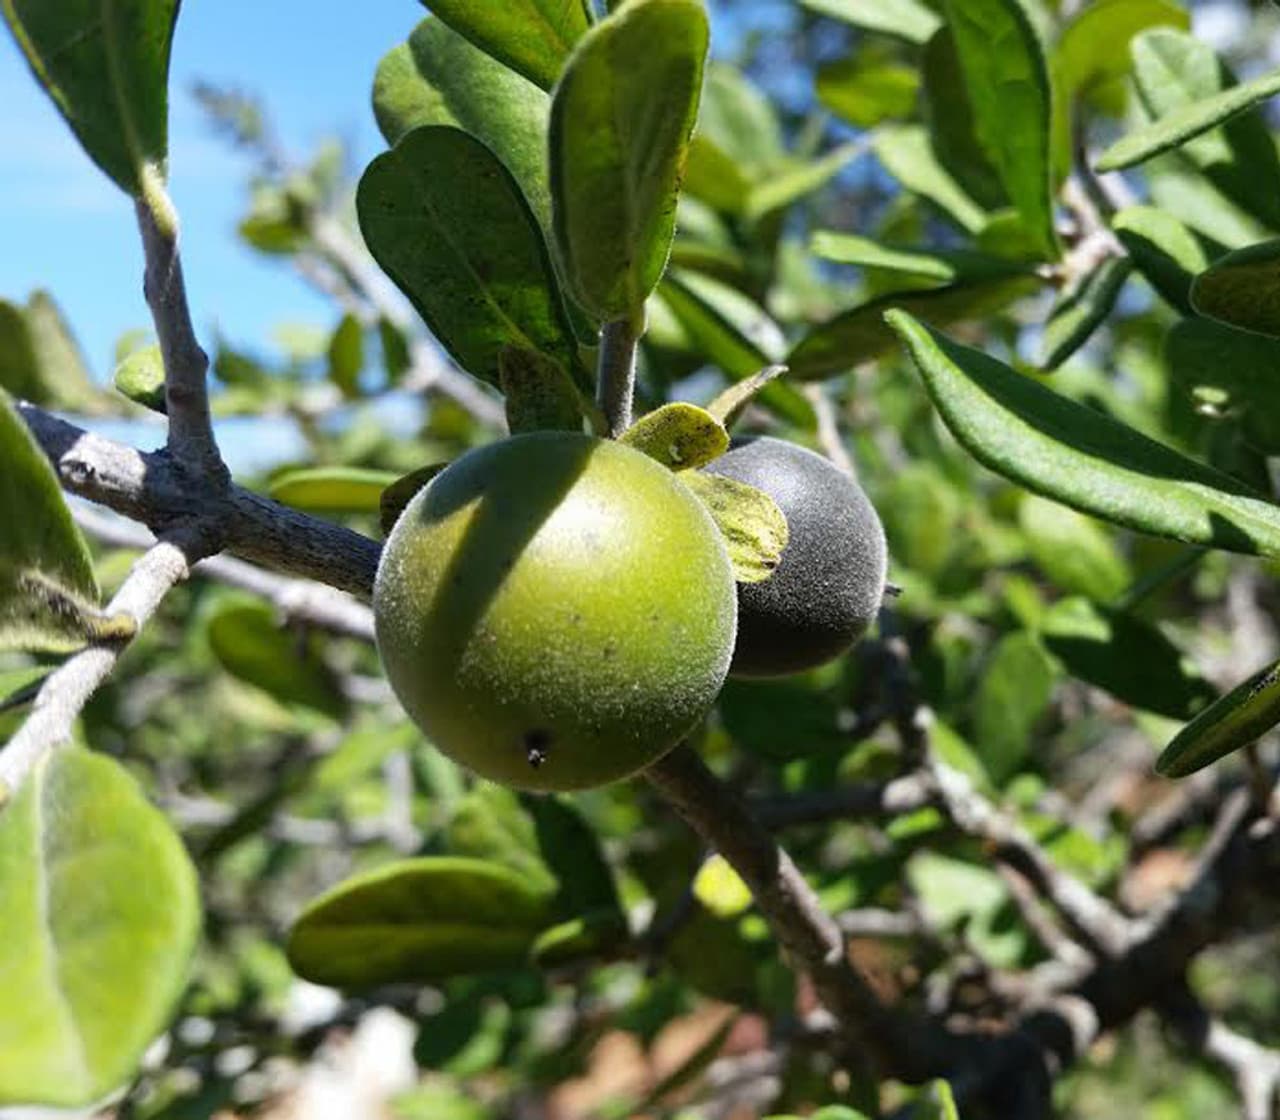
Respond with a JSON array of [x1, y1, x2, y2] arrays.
[[602, 642, 617, 660], [524, 728, 552, 768], [570, 611, 583, 626]]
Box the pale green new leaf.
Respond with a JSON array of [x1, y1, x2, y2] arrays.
[[798, 0, 940, 43], [0, 748, 199, 1107], [620, 403, 729, 471], [418, 0, 591, 90], [2, 0, 179, 195], [681, 472, 789, 584], [269, 467, 399, 515], [873, 125, 988, 234], [549, 0, 709, 323], [887, 312, 1280, 557]]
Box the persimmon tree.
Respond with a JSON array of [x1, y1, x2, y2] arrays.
[[3, 1, 1280, 1118]]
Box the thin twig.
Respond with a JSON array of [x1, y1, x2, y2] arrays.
[[0, 531, 210, 792]]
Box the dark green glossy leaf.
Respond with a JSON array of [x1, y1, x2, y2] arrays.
[[621, 403, 729, 471], [499, 345, 585, 434], [1166, 318, 1280, 454], [788, 274, 1037, 379], [681, 472, 789, 584], [549, 0, 708, 323], [419, 0, 590, 91], [380, 463, 448, 537], [358, 126, 583, 390], [0, 748, 199, 1107], [113, 342, 166, 413], [206, 599, 348, 720], [269, 467, 398, 515], [799, 0, 941, 43], [327, 312, 364, 399], [1097, 36, 1280, 180], [1041, 256, 1132, 370], [2, 0, 179, 195], [943, 0, 1058, 258], [972, 631, 1055, 782], [524, 793, 621, 917], [286, 856, 556, 989], [0, 392, 125, 654], [1111, 205, 1209, 313], [1191, 238, 1280, 340], [1157, 657, 1280, 777], [373, 19, 552, 225], [887, 312, 1280, 558], [873, 125, 987, 233], [1040, 597, 1214, 720]]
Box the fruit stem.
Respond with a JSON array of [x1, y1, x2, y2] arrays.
[[596, 316, 641, 438]]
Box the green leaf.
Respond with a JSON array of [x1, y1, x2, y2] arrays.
[[873, 125, 988, 234], [693, 854, 753, 918], [0, 391, 126, 654], [24, 292, 99, 413], [530, 908, 630, 967], [380, 463, 449, 537], [524, 793, 621, 917], [972, 631, 1055, 782], [1111, 205, 1209, 314], [1040, 596, 1214, 720], [327, 312, 364, 399], [886, 312, 1280, 558], [908, 851, 1024, 967], [620, 403, 728, 471], [1019, 494, 1131, 601], [0, 665, 49, 715], [1124, 31, 1280, 228], [113, 342, 166, 413], [799, 0, 941, 43], [683, 135, 752, 214], [1145, 152, 1273, 250], [2, 0, 180, 195], [942, 0, 1058, 258], [695, 63, 785, 174], [816, 56, 920, 129], [206, 599, 348, 720], [268, 467, 398, 515], [1166, 318, 1280, 454], [908, 1080, 961, 1120], [681, 471, 789, 584], [1157, 657, 1280, 777], [286, 856, 556, 989], [705, 364, 789, 430], [658, 273, 814, 429], [358, 126, 583, 390], [810, 232, 1026, 286], [1041, 256, 1132, 370], [745, 143, 864, 222], [549, 0, 709, 323], [787, 274, 1038, 380], [372, 19, 552, 226], [1055, 0, 1188, 109], [0, 748, 199, 1107], [1096, 49, 1280, 175], [1191, 238, 1280, 340], [418, 0, 590, 91], [446, 786, 559, 896], [499, 345, 585, 434]]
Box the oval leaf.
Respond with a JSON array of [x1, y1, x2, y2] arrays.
[[499, 345, 586, 434], [286, 856, 556, 989], [799, 0, 941, 44], [530, 909, 630, 968], [549, 0, 709, 323], [269, 467, 399, 515], [0, 748, 199, 1107], [1158, 658, 1280, 777], [620, 402, 729, 471], [942, 0, 1059, 258], [380, 463, 448, 537], [372, 18, 552, 226], [114, 342, 166, 413], [2, 0, 180, 195], [358, 126, 584, 390], [1111, 205, 1208, 314], [681, 471, 789, 584], [886, 311, 1280, 557], [1191, 238, 1280, 340], [420, 0, 590, 91], [1041, 256, 1132, 370]]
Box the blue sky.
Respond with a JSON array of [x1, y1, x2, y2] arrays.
[[0, 2, 781, 391]]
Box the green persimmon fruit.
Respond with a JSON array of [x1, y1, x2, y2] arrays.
[[374, 432, 737, 791], [704, 437, 887, 678]]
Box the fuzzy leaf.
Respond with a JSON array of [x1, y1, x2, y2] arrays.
[[620, 402, 729, 471], [499, 345, 584, 434], [549, 0, 709, 323], [2, 0, 180, 195], [0, 748, 199, 1107], [681, 471, 789, 584], [887, 311, 1280, 557]]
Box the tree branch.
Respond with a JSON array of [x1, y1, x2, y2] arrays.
[[0, 531, 210, 792], [19, 404, 380, 599]]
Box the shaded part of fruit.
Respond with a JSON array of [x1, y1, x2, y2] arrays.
[[704, 437, 887, 677], [374, 432, 737, 791]]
